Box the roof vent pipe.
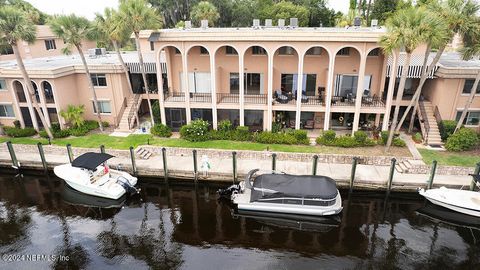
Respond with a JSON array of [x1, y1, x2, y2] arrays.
[[252, 19, 260, 28], [370, 19, 378, 28], [200, 20, 208, 29], [353, 17, 361, 27], [290, 18, 298, 28], [278, 19, 285, 28], [185, 21, 192, 29], [265, 19, 272, 27]]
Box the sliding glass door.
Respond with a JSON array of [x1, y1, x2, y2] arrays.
[[180, 72, 211, 93], [229, 73, 264, 94]]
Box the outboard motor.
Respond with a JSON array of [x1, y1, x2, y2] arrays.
[[117, 176, 140, 195], [217, 184, 240, 197]]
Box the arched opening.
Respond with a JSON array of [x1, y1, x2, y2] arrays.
[[272, 45, 299, 129], [31, 81, 40, 103], [330, 46, 362, 130], [13, 80, 26, 103], [215, 45, 240, 126], [187, 45, 213, 125], [301, 46, 331, 130], [362, 47, 387, 129], [41, 81, 55, 104]]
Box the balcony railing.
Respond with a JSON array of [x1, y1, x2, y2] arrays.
[[331, 96, 355, 106], [361, 96, 385, 107], [244, 94, 267, 104], [217, 93, 239, 104], [190, 92, 212, 103], [164, 91, 186, 102], [302, 95, 325, 106]]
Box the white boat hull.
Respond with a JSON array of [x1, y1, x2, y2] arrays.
[[419, 187, 480, 217], [54, 164, 137, 200]]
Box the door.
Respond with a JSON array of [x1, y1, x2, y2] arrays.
[[20, 107, 33, 127], [167, 108, 186, 131]]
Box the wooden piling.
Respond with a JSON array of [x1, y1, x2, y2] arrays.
[[162, 147, 168, 180], [129, 146, 137, 176], [272, 153, 277, 171], [232, 151, 237, 183], [312, 155, 318, 175], [6, 141, 19, 169], [37, 142, 48, 173], [192, 149, 198, 180], [350, 157, 358, 193], [387, 158, 396, 195], [427, 160, 437, 190], [470, 162, 480, 191], [66, 144, 73, 163]]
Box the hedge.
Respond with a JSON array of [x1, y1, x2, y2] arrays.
[[445, 128, 479, 151], [151, 123, 172, 138], [4, 127, 37, 137]]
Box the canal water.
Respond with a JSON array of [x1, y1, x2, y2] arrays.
[[0, 171, 479, 270]]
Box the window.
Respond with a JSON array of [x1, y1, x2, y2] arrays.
[[252, 46, 266, 55], [200, 47, 208, 55], [278, 47, 294, 55], [0, 104, 15, 117], [44, 39, 56, 50], [92, 101, 111, 114], [91, 74, 107, 87], [368, 48, 380, 56], [306, 47, 322, 55], [462, 79, 480, 94], [0, 45, 13, 55], [226, 46, 237, 55], [0, 79, 6, 91], [456, 111, 480, 126], [230, 73, 239, 93], [175, 48, 181, 54], [337, 48, 350, 56], [150, 41, 155, 51]]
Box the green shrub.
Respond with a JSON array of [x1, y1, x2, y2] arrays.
[[4, 127, 37, 137], [102, 121, 110, 128], [84, 120, 99, 131], [288, 129, 308, 141], [151, 123, 172, 137], [445, 128, 479, 151], [39, 129, 49, 138], [323, 130, 336, 141], [68, 125, 90, 137], [13, 120, 21, 129], [53, 128, 70, 138], [412, 132, 423, 143], [51, 122, 61, 133], [334, 136, 359, 148], [353, 131, 368, 144], [393, 137, 406, 147], [60, 104, 85, 128], [232, 126, 251, 141], [218, 120, 233, 132], [254, 131, 297, 145], [364, 138, 377, 146], [180, 119, 210, 142], [272, 122, 282, 133], [439, 120, 457, 141], [380, 131, 389, 145]]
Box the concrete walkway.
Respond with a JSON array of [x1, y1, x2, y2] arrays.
[[0, 146, 474, 192]]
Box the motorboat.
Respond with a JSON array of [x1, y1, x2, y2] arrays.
[[417, 203, 480, 228], [219, 169, 343, 216], [54, 152, 139, 200], [418, 186, 480, 218], [62, 184, 126, 209]]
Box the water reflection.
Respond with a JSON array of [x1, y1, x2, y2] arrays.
[[0, 172, 478, 269]]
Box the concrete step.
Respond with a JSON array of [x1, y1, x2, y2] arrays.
[[395, 164, 404, 173]]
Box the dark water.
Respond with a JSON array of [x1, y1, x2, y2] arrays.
[[0, 171, 479, 270]]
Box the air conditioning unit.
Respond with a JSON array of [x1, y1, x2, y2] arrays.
[[278, 19, 285, 28], [185, 20, 192, 29], [290, 18, 298, 28], [265, 19, 272, 27], [88, 48, 106, 57], [252, 19, 260, 28], [354, 17, 361, 27], [371, 19, 378, 28], [200, 20, 208, 29]]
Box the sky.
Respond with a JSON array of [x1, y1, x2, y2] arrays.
[[25, 0, 351, 20]]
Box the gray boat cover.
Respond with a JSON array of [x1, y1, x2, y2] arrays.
[[250, 174, 338, 202]]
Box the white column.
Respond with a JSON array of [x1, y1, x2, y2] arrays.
[[267, 53, 274, 131], [182, 47, 191, 123], [324, 56, 335, 130], [295, 52, 304, 130], [38, 83, 51, 127], [239, 50, 245, 126], [352, 53, 367, 134], [210, 50, 218, 129], [382, 51, 398, 131], [155, 53, 166, 124]]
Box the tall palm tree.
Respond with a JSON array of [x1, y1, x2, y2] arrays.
[[48, 14, 104, 132], [380, 6, 432, 152], [94, 8, 140, 126], [395, 0, 479, 133], [118, 0, 162, 125], [454, 18, 480, 132], [0, 6, 53, 139]]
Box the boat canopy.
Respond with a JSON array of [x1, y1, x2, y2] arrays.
[[71, 152, 114, 171], [250, 174, 338, 202]]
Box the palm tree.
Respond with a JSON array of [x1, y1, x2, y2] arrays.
[[0, 6, 54, 139], [118, 0, 162, 125], [48, 14, 104, 132], [60, 105, 85, 128], [454, 18, 480, 132], [94, 8, 140, 126], [380, 6, 432, 152], [191, 1, 220, 27], [395, 0, 479, 133]]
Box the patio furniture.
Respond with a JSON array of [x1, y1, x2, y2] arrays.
[[274, 90, 289, 104], [304, 119, 314, 129], [288, 120, 296, 128]]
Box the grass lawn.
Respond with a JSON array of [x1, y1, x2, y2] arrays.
[[0, 134, 411, 157], [418, 148, 480, 167]]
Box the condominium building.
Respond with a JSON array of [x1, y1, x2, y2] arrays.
[[0, 21, 479, 146]]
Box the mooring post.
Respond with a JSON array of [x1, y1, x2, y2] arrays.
[[387, 158, 396, 195], [350, 157, 358, 193], [232, 151, 237, 183], [6, 141, 19, 169], [162, 147, 168, 180], [427, 160, 437, 190], [129, 146, 137, 176], [100, 145, 105, 154], [272, 153, 277, 171], [37, 142, 48, 173], [66, 144, 73, 163], [312, 155, 318, 175], [192, 149, 198, 180], [470, 162, 480, 191]]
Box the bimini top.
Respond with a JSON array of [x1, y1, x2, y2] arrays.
[[71, 152, 114, 171], [250, 173, 338, 202]]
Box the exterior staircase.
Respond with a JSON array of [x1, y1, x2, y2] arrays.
[[116, 94, 142, 132], [419, 100, 443, 146], [136, 147, 153, 160], [395, 160, 413, 173]]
